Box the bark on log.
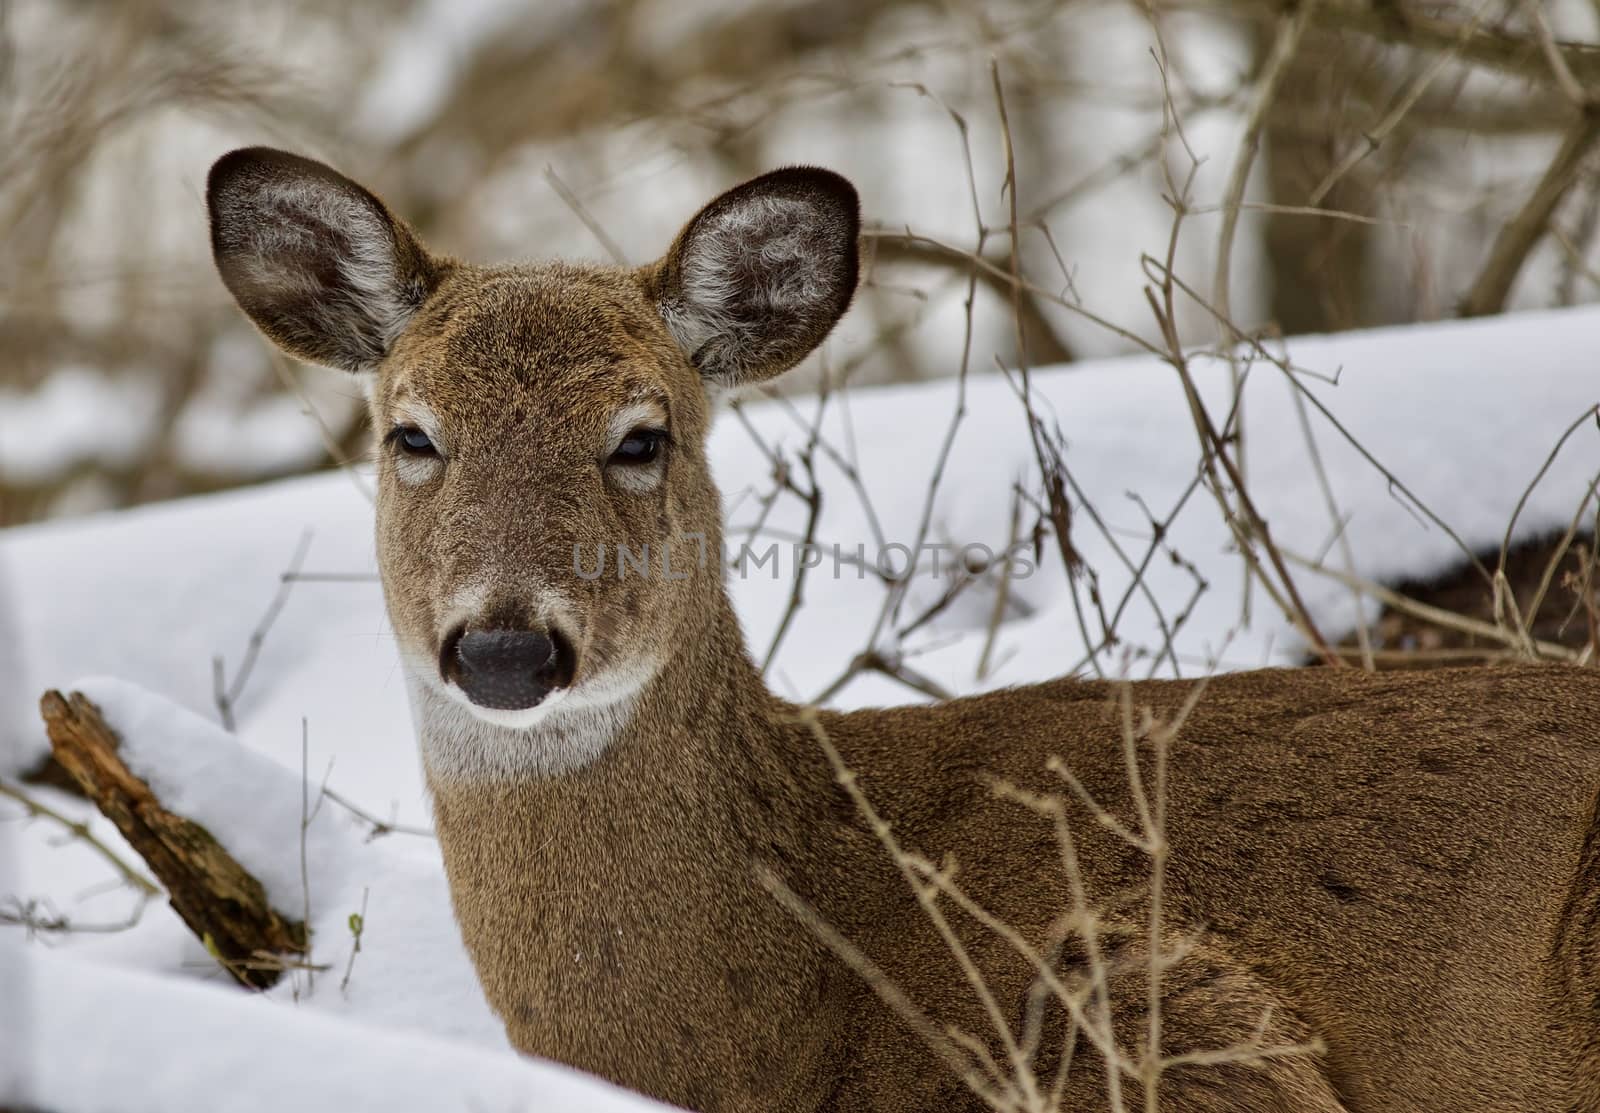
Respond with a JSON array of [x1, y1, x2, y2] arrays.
[[38, 689, 306, 989]]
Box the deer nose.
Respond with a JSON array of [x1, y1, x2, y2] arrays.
[[440, 626, 576, 711]]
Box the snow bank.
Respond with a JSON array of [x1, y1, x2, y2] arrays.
[[72, 677, 508, 1049], [0, 941, 667, 1113]]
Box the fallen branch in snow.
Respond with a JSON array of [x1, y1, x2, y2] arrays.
[[39, 689, 307, 989]]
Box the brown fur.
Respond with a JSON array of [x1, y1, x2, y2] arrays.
[[208, 149, 1600, 1112]]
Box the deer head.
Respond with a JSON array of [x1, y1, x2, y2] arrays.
[[208, 148, 859, 773]]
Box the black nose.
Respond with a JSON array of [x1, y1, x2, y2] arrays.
[[440, 626, 576, 711]]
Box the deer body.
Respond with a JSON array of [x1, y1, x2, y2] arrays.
[[208, 149, 1600, 1112], [423, 651, 1600, 1113]]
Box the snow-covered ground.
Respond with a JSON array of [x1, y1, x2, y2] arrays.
[[3, 305, 1598, 1111]]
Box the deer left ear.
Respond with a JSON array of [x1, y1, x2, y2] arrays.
[[207, 147, 442, 374], [651, 167, 860, 389]]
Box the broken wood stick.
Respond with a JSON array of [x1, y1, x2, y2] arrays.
[[38, 689, 306, 989]]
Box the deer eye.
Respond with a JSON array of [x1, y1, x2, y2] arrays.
[[610, 428, 666, 466], [391, 425, 437, 456]]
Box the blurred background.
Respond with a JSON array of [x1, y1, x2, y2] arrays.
[[4, 0, 1600, 526]]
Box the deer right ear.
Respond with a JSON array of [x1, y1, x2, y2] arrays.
[[652, 167, 860, 389], [207, 148, 442, 374]]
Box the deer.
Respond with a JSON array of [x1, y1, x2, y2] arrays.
[[206, 147, 1600, 1113]]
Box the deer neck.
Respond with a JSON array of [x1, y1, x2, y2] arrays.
[[412, 590, 848, 1107]]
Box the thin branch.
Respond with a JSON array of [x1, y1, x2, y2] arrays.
[[761, 449, 824, 675], [1290, 388, 1375, 669], [1460, 110, 1600, 317], [1525, 0, 1593, 108], [1497, 405, 1600, 575], [756, 864, 1008, 1106], [340, 887, 369, 994], [320, 786, 435, 841], [543, 165, 628, 266], [1203, 0, 1600, 89], [214, 530, 314, 731], [1282, 548, 1585, 661], [1307, 0, 1497, 207], [1524, 470, 1600, 636], [1212, 0, 1321, 346], [299, 718, 315, 996], [0, 779, 159, 895]]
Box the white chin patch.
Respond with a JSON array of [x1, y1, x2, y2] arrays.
[[442, 683, 572, 730], [408, 660, 658, 781]]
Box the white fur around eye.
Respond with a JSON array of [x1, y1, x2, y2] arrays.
[[389, 401, 445, 486], [393, 450, 443, 486], [604, 400, 668, 494], [606, 455, 664, 495]]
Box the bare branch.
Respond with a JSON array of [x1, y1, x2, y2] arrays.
[[1461, 111, 1600, 317]]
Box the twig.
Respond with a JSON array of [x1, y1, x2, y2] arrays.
[[0, 779, 158, 895], [320, 786, 435, 841], [281, 571, 381, 584], [1143, 253, 1495, 588], [340, 886, 369, 994], [1497, 405, 1600, 579], [2, 892, 154, 936], [756, 864, 1008, 1107], [1307, 0, 1497, 207], [992, 61, 1117, 682], [214, 530, 315, 731], [544, 165, 628, 266], [1212, 0, 1321, 352], [1142, 285, 1341, 665], [1190, 201, 1401, 227], [1460, 111, 1600, 317], [266, 349, 373, 506], [762, 448, 824, 675], [1290, 388, 1375, 669], [1525, 0, 1592, 108], [977, 488, 1023, 681], [1281, 548, 1584, 661], [1524, 470, 1600, 636], [299, 717, 314, 996]]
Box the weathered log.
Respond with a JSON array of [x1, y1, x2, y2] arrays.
[[38, 689, 306, 989]]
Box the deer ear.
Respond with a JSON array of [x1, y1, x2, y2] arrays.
[[207, 147, 443, 374], [653, 167, 860, 388]]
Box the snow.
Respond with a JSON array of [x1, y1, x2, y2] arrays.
[[3, 304, 1599, 1112], [1, 941, 668, 1113]]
